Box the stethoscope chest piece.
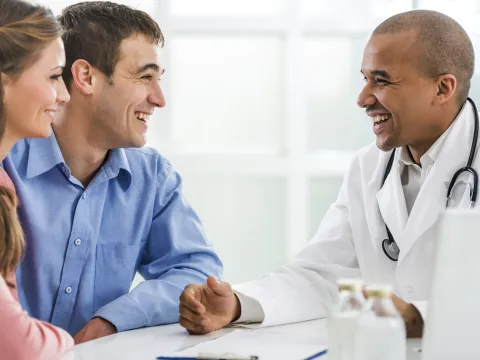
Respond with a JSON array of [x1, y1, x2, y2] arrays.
[[382, 238, 400, 261]]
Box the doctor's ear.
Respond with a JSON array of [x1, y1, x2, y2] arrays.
[[71, 59, 98, 95], [435, 74, 457, 104]]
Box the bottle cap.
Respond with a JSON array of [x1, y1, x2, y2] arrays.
[[337, 278, 364, 292], [364, 284, 393, 298]]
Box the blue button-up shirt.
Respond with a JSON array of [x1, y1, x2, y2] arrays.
[[3, 134, 223, 335]]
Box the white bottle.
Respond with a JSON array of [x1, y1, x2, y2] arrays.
[[327, 278, 366, 360], [354, 284, 406, 360]]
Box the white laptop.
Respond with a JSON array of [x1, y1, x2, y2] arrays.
[[422, 209, 480, 360]]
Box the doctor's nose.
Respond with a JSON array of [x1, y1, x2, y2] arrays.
[[357, 86, 376, 108]]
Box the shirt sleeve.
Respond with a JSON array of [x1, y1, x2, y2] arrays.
[[232, 291, 265, 324], [219, 155, 361, 328], [0, 275, 73, 360], [94, 161, 223, 331]]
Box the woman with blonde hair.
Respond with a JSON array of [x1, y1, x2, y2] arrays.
[[0, 0, 73, 358]]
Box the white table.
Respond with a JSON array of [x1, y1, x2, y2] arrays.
[[60, 319, 423, 360]]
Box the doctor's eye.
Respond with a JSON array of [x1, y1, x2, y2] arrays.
[[375, 78, 390, 87]]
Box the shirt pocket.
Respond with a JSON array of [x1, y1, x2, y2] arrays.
[[94, 243, 142, 312]]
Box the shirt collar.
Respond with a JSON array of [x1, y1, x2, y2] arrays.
[[102, 147, 132, 183], [26, 132, 132, 187], [26, 132, 65, 179]]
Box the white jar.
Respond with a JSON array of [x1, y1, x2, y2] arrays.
[[327, 278, 366, 360], [354, 284, 406, 360]]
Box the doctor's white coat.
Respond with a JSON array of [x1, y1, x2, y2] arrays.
[[234, 101, 479, 327]]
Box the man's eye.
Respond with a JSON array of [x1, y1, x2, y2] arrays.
[[376, 78, 390, 86]]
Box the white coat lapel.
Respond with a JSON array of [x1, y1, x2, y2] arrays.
[[376, 151, 408, 249], [400, 101, 477, 262]]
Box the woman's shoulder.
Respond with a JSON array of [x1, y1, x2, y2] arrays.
[[0, 272, 18, 301]]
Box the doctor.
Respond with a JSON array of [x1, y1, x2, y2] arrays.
[[178, 9, 477, 338]]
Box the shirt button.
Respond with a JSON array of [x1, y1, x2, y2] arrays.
[[407, 286, 415, 299], [82, 192, 87, 199], [74, 238, 82, 246], [65, 287, 72, 294]]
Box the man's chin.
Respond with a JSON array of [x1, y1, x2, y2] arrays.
[[119, 139, 146, 149], [125, 133, 147, 148], [376, 136, 397, 152], [133, 138, 147, 148]]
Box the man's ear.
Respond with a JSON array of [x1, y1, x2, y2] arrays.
[[71, 59, 98, 95], [435, 74, 457, 104], [1, 72, 12, 97]]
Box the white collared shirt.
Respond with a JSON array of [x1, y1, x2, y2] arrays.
[[399, 121, 453, 214]]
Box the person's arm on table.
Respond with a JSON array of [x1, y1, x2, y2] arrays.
[[179, 157, 360, 333], [78, 162, 223, 343], [178, 154, 424, 337]]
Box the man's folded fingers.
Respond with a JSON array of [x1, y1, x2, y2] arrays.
[[179, 304, 207, 324], [179, 316, 209, 335]]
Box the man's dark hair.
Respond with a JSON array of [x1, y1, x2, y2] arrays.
[[58, 1, 164, 89], [373, 9, 475, 104]]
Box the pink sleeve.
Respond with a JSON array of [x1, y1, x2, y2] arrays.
[[0, 275, 74, 360]]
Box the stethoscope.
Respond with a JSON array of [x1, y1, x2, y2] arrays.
[[381, 97, 479, 261]]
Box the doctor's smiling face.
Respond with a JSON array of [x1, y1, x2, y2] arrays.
[[357, 30, 444, 152]]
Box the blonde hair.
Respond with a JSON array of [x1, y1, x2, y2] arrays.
[[0, 187, 24, 283], [0, 0, 62, 283]]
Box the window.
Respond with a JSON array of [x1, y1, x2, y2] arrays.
[[37, 0, 480, 284]]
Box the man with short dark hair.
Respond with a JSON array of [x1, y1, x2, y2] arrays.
[[178, 9, 477, 339], [4, 1, 223, 344]]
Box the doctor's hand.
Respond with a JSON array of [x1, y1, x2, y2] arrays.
[[179, 276, 240, 335], [391, 295, 424, 338]]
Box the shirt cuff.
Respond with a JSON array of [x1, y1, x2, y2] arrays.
[[232, 290, 265, 324], [94, 294, 149, 332]]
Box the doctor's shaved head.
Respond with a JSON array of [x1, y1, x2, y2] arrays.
[[372, 10, 474, 104], [358, 10, 475, 160]]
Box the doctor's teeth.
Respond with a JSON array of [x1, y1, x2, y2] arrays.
[[372, 114, 391, 125], [373, 115, 390, 122]]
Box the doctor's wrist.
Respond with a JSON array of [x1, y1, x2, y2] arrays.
[[392, 294, 424, 338], [231, 293, 242, 323], [403, 304, 424, 338]]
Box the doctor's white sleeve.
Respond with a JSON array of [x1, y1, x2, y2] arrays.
[[232, 291, 265, 324], [232, 158, 360, 328]]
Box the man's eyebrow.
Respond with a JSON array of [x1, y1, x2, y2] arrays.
[[135, 63, 161, 74], [364, 69, 392, 79]]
